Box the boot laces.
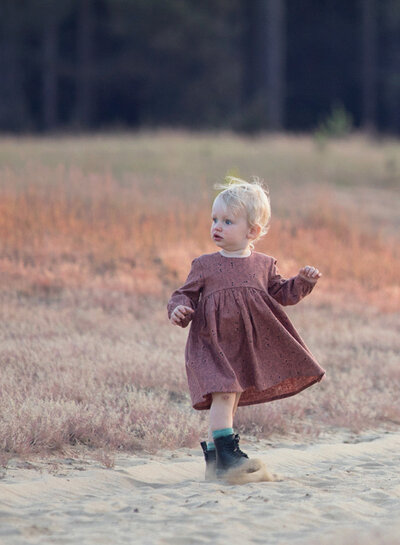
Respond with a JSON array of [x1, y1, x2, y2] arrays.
[[233, 434, 248, 458]]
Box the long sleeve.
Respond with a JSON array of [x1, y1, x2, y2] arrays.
[[268, 259, 315, 306], [167, 258, 204, 327]]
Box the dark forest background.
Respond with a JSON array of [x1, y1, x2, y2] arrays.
[[0, 0, 399, 134]]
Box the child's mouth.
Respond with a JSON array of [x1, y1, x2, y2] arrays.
[[213, 234, 223, 241]]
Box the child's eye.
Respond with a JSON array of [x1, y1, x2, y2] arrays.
[[225, 219, 232, 225], [212, 218, 217, 223]]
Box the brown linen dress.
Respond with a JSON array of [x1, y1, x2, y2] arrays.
[[167, 251, 325, 410]]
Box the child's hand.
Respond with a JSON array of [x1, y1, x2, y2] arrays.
[[298, 266, 322, 283], [170, 305, 195, 326]]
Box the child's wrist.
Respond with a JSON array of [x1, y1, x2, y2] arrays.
[[297, 274, 318, 284]]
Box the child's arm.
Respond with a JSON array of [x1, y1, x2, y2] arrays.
[[268, 260, 321, 306], [167, 258, 204, 328]]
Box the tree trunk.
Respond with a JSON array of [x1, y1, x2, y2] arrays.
[[76, 0, 94, 128], [42, 11, 58, 131], [382, 1, 400, 134], [266, 0, 285, 130], [0, 1, 26, 130], [242, 0, 285, 130], [361, 0, 378, 132]]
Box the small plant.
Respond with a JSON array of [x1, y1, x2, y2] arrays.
[[314, 102, 353, 149]]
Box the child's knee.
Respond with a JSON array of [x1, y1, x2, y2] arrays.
[[212, 392, 236, 404]]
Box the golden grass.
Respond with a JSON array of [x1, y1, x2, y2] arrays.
[[0, 162, 398, 310], [0, 132, 399, 464]]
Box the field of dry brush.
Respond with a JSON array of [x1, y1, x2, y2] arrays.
[[0, 132, 399, 466]]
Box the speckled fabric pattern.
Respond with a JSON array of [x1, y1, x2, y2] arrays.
[[167, 251, 325, 411]]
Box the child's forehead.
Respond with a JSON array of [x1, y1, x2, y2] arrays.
[[212, 196, 245, 217]]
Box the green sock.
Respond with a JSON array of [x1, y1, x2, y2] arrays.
[[207, 441, 215, 451], [212, 427, 234, 440]]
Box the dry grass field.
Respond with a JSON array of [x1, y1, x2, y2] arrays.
[[0, 131, 399, 466]]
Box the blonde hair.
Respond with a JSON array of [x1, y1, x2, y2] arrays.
[[213, 176, 271, 247]]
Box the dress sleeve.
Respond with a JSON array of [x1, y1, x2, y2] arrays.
[[167, 258, 204, 327], [267, 259, 315, 306]]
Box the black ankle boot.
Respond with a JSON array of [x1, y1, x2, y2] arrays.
[[214, 433, 249, 476], [200, 441, 217, 481]]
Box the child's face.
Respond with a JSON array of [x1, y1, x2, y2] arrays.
[[211, 197, 255, 252]]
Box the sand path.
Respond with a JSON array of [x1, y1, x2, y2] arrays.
[[1, 429, 400, 545]]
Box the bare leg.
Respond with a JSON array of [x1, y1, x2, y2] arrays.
[[207, 392, 236, 443], [232, 392, 241, 419]]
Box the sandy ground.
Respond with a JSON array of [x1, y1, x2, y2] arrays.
[[1, 429, 400, 545]]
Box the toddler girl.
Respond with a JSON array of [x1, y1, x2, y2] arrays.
[[167, 177, 325, 481]]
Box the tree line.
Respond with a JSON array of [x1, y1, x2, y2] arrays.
[[0, 0, 399, 134]]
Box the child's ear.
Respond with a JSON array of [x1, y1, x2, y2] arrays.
[[248, 224, 261, 240]]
